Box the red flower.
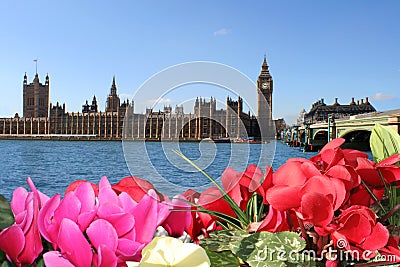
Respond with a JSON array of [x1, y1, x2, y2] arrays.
[[222, 164, 271, 210], [112, 176, 162, 202], [197, 187, 236, 229], [379, 237, 400, 264], [266, 159, 346, 228], [65, 180, 99, 196], [325, 206, 389, 260], [376, 154, 400, 185], [265, 139, 384, 228], [181, 190, 204, 241]]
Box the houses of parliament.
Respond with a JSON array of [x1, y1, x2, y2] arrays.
[[0, 57, 282, 140]]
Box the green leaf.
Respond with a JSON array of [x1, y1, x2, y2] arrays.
[[200, 230, 247, 252], [1, 261, 13, 267], [204, 249, 240, 267], [370, 123, 400, 162], [0, 194, 14, 230], [36, 258, 45, 267], [0, 250, 6, 264], [200, 230, 313, 267]]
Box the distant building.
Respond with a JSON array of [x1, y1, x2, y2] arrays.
[[304, 97, 376, 123], [1, 56, 280, 140]]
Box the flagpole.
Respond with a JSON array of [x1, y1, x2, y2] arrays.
[[34, 58, 38, 74]]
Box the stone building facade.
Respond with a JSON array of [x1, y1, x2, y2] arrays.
[[0, 57, 277, 140], [304, 97, 376, 123]]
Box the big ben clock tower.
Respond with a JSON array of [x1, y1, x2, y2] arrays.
[[257, 55, 274, 140], [257, 55, 273, 116]]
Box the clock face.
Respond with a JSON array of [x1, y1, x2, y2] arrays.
[[261, 82, 268, 89]]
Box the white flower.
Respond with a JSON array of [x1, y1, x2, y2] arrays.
[[127, 236, 210, 267]]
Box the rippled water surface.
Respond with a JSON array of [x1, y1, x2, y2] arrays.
[[0, 140, 319, 200]]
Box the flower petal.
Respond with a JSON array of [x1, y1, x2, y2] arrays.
[[300, 192, 333, 227], [97, 244, 118, 267], [87, 219, 118, 252], [54, 192, 81, 223], [337, 213, 371, 245], [321, 138, 345, 151], [118, 192, 138, 213], [266, 185, 301, 211], [98, 177, 119, 207], [360, 222, 389, 251], [57, 218, 92, 267], [112, 176, 157, 202], [117, 238, 144, 261], [18, 192, 43, 264], [273, 162, 307, 186], [161, 195, 192, 237], [131, 190, 162, 243], [139, 237, 210, 267], [75, 182, 96, 213], [0, 225, 25, 264], [10, 187, 29, 217], [43, 251, 75, 267], [257, 206, 289, 232], [377, 154, 400, 166], [38, 194, 61, 245]]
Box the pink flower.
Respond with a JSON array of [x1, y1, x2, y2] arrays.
[[161, 195, 192, 237], [0, 178, 47, 266], [40, 176, 178, 265], [95, 177, 170, 262], [38, 180, 97, 248]]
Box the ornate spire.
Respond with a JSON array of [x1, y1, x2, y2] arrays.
[[110, 75, 117, 95], [259, 54, 271, 78], [262, 54, 268, 68]]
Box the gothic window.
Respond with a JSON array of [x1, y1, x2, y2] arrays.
[[28, 98, 34, 106]]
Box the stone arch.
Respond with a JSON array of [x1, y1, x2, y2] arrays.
[[340, 129, 371, 151], [313, 130, 328, 140], [311, 130, 329, 149]]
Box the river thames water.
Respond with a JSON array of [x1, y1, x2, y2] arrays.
[[0, 140, 318, 200]]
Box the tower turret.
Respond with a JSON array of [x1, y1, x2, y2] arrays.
[[106, 76, 120, 113], [23, 73, 50, 118], [91, 95, 98, 112]]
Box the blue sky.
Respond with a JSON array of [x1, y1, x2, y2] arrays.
[[0, 1, 399, 124]]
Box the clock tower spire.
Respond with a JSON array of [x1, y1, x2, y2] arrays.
[[257, 54, 274, 140], [257, 54, 273, 116]]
